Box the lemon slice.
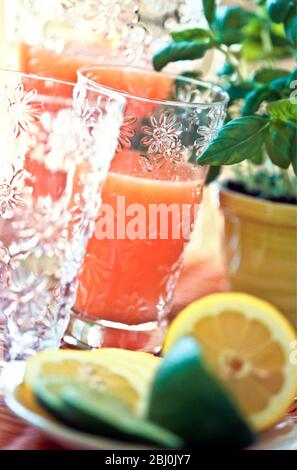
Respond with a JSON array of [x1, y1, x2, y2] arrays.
[[164, 293, 297, 431], [23, 348, 160, 415]]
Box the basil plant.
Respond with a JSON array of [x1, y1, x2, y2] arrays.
[[153, 0, 297, 203]]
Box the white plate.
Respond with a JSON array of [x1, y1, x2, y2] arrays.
[[5, 387, 153, 450], [5, 386, 297, 450]]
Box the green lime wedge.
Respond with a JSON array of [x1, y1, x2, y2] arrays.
[[147, 337, 256, 448], [33, 376, 183, 449]]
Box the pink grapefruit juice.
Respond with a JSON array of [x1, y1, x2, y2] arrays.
[[75, 151, 204, 325], [20, 42, 172, 103]]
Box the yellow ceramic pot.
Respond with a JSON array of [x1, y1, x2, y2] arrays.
[[219, 186, 297, 328]]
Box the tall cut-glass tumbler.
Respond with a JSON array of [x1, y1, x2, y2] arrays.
[[67, 66, 228, 353], [0, 69, 125, 385]]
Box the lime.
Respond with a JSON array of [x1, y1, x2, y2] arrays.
[[147, 337, 255, 448], [164, 293, 297, 431], [33, 377, 85, 425], [34, 376, 183, 449], [24, 348, 160, 415]]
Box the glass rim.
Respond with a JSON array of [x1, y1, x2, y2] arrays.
[[0, 68, 126, 105], [78, 65, 229, 109]]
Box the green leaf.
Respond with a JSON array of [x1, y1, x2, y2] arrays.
[[266, 0, 292, 24], [250, 149, 265, 165], [242, 39, 291, 61], [214, 6, 254, 31], [265, 121, 295, 169], [270, 32, 292, 48], [241, 40, 264, 61], [242, 87, 280, 115], [153, 42, 208, 71], [216, 30, 243, 46], [285, 13, 297, 47], [269, 75, 291, 95], [253, 68, 290, 84], [244, 16, 288, 48], [217, 63, 235, 76], [267, 99, 297, 120], [225, 82, 256, 103], [206, 166, 221, 184], [197, 116, 270, 166], [242, 15, 266, 40], [214, 5, 257, 45], [203, 0, 215, 25], [270, 21, 287, 37], [171, 28, 212, 44]]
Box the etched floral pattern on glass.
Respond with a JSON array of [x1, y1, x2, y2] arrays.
[[141, 111, 186, 170], [16, 0, 208, 67]]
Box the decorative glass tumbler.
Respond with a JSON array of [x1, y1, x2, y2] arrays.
[[65, 66, 228, 353], [11, 0, 207, 78], [0, 69, 124, 371]]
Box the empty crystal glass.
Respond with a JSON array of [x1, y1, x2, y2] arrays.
[[0, 69, 125, 373]]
